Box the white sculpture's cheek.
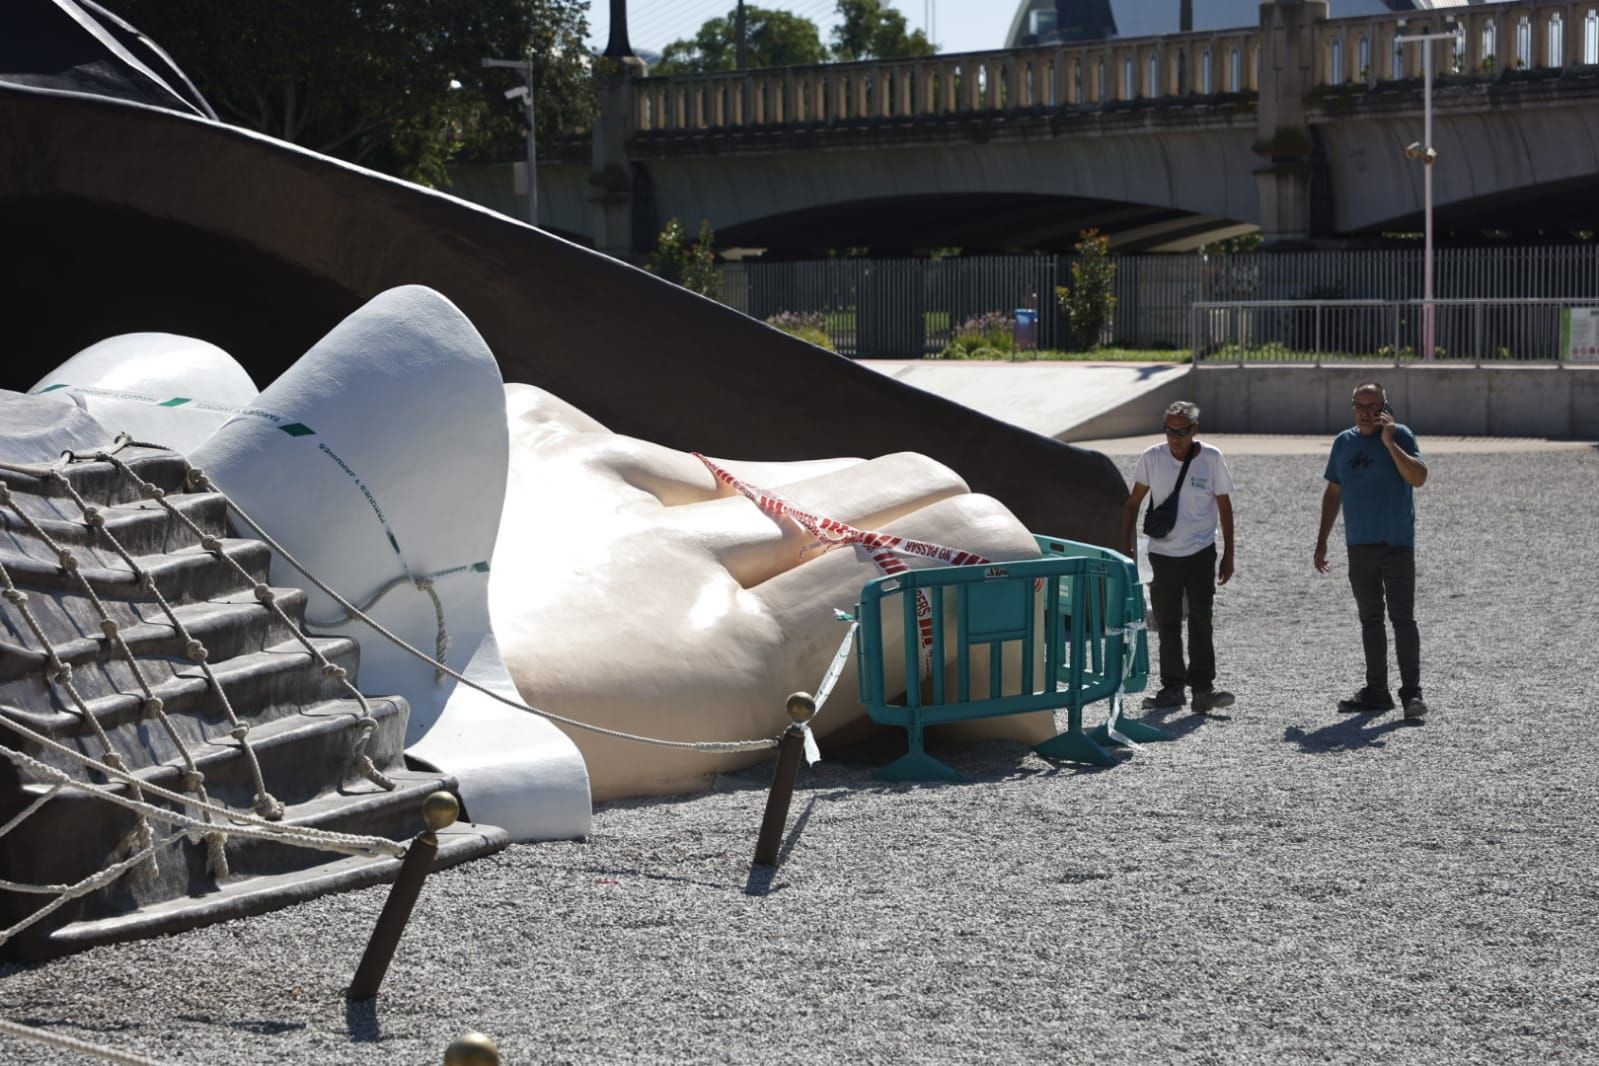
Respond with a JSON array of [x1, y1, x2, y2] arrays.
[[28, 333, 258, 454]]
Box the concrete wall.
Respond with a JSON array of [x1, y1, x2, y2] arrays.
[[1191, 364, 1599, 438]]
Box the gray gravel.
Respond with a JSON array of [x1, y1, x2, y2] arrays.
[[3, 447, 1598, 1066]]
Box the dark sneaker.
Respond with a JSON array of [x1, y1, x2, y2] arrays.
[[1402, 695, 1429, 720], [1337, 687, 1395, 714], [1191, 689, 1235, 714], [1141, 686, 1186, 711]]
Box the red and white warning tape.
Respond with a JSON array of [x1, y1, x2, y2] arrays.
[[694, 454, 992, 668]]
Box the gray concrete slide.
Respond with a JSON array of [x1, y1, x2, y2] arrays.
[[0, 84, 1127, 546]]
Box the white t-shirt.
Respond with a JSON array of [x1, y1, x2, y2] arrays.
[[1131, 440, 1235, 558]]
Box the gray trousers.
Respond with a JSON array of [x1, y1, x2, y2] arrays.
[[1347, 544, 1421, 700]]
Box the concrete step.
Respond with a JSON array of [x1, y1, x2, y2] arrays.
[[8, 492, 228, 557], [0, 536, 270, 605], [16, 800, 509, 962], [34, 636, 365, 753], [0, 586, 317, 710]]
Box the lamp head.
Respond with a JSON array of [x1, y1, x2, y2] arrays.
[[1404, 141, 1423, 159], [504, 85, 530, 102]]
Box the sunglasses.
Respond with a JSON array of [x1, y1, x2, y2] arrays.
[[1163, 424, 1196, 437]]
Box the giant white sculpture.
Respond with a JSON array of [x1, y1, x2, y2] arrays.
[[491, 384, 1054, 801], [28, 284, 1056, 822]]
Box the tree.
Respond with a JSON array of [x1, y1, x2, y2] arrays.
[[110, 0, 594, 187], [647, 219, 722, 300], [830, 0, 935, 62], [1055, 229, 1117, 351], [652, 7, 827, 75]]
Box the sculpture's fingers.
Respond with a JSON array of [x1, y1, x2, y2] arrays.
[[667, 451, 974, 589], [750, 492, 1057, 748]]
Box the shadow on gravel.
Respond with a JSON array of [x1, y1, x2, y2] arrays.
[[744, 789, 852, 897], [1284, 714, 1421, 753], [1135, 707, 1212, 740], [344, 1000, 379, 1042]]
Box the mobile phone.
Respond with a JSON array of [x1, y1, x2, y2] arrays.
[[1381, 402, 1395, 418]]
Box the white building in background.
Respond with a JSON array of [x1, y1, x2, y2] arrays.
[[1006, 1, 1509, 49]]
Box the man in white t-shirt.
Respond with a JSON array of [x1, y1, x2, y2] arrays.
[[1121, 401, 1237, 714]]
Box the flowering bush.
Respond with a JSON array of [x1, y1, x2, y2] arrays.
[[765, 310, 834, 351], [937, 310, 1015, 359]]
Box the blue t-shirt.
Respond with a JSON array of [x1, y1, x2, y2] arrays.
[[1324, 425, 1422, 547]]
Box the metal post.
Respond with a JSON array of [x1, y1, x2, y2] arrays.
[[525, 66, 538, 226], [1422, 41, 1435, 361], [482, 57, 538, 226], [753, 692, 815, 867], [347, 791, 458, 1000], [736, 0, 748, 70]]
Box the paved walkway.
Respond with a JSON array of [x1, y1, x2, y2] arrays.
[[864, 360, 1188, 440]]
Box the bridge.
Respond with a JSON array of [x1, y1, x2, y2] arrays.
[[458, 0, 1599, 257]]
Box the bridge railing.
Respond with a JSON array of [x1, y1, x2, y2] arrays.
[[1310, 2, 1599, 87], [628, 0, 1584, 135], [631, 28, 1263, 134]]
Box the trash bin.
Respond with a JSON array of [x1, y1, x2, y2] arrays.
[[1013, 308, 1038, 354]]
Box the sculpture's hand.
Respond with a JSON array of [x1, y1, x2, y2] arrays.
[[490, 384, 1052, 800]]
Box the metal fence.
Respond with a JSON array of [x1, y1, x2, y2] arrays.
[[721, 245, 1599, 358], [1191, 298, 1599, 364]]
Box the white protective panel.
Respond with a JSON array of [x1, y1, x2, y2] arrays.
[[190, 286, 592, 841], [29, 333, 259, 454]]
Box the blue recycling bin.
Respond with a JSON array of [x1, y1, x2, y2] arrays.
[[1013, 308, 1038, 353]]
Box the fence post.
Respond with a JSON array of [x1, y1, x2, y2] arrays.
[[1314, 301, 1323, 366], [1393, 302, 1402, 365]]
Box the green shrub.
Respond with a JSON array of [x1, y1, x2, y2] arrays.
[[764, 310, 835, 350], [936, 311, 1015, 358], [1055, 228, 1117, 351], [647, 218, 722, 299]]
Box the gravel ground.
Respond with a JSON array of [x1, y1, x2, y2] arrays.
[[3, 446, 1597, 1066]]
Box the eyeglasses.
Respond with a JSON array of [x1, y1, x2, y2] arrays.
[[1163, 424, 1195, 437], [1352, 402, 1384, 414]]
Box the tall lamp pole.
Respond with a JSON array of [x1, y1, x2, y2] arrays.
[[482, 56, 537, 226], [1395, 18, 1455, 362]]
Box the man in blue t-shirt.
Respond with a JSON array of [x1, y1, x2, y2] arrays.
[[1314, 382, 1430, 720]]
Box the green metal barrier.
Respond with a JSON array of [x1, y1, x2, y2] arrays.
[[854, 535, 1168, 782]]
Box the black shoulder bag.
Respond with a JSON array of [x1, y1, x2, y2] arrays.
[[1142, 442, 1200, 539]]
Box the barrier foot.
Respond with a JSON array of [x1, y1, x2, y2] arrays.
[[875, 750, 963, 783], [1034, 729, 1117, 767], [753, 693, 816, 867], [1090, 717, 1173, 745], [347, 790, 457, 1000]]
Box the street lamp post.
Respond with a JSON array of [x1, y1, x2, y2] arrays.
[[1395, 19, 1455, 362], [482, 56, 537, 226]]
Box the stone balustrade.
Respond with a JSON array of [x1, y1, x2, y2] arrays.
[[628, 0, 1591, 135]]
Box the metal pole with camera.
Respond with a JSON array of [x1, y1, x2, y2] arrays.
[[1395, 17, 1455, 362], [482, 56, 537, 226]]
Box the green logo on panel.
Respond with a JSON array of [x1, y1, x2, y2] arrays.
[[278, 423, 316, 437], [37, 384, 68, 393], [159, 397, 192, 407]]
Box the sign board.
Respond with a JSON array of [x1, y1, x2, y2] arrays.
[[1560, 307, 1599, 362]]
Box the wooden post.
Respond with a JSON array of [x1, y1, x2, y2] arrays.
[[752, 692, 816, 867], [347, 791, 458, 1000]]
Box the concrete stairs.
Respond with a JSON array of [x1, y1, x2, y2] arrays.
[[0, 449, 508, 961]]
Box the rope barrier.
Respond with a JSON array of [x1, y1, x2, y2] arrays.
[[0, 1016, 176, 1066]]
